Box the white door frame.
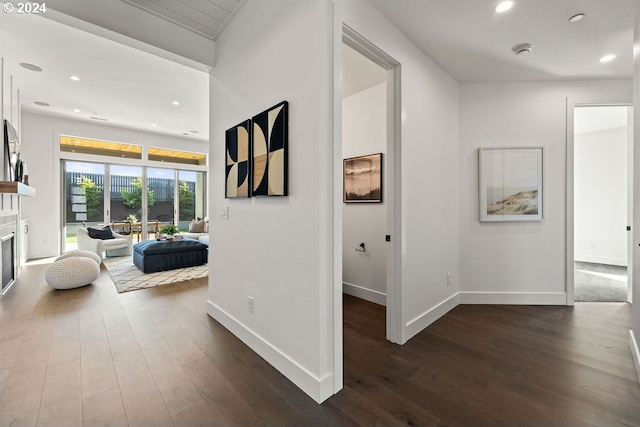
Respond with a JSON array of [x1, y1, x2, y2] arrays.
[[566, 98, 633, 305]]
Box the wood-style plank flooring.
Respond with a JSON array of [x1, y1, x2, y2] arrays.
[[1, 260, 639, 426]]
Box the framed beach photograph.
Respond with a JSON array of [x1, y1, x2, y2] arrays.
[[344, 153, 382, 203], [478, 147, 543, 222]]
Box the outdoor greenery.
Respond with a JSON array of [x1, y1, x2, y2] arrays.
[[79, 176, 101, 219], [179, 180, 195, 219], [121, 177, 155, 213]]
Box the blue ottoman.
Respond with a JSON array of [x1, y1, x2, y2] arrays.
[[133, 238, 208, 273]]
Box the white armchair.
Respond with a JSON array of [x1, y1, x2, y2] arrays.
[[77, 227, 133, 257]]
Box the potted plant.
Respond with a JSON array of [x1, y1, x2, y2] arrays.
[[125, 214, 138, 223], [159, 224, 179, 236]]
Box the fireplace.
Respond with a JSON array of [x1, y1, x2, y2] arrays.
[[0, 215, 17, 294]]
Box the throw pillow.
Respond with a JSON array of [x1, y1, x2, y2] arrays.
[[188, 219, 205, 233], [87, 226, 115, 240], [203, 218, 209, 233]]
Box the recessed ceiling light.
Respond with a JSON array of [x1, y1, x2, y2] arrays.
[[512, 43, 532, 56], [70, 75, 80, 81], [172, 101, 180, 106], [73, 108, 81, 113], [152, 123, 158, 127], [600, 54, 616, 63], [34, 101, 50, 107], [569, 13, 585, 22], [20, 63, 42, 72], [495, 1, 514, 13]]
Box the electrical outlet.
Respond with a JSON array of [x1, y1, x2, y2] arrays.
[[446, 272, 451, 286], [247, 296, 254, 313]]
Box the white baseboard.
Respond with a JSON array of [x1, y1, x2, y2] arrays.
[[574, 255, 627, 267], [405, 293, 459, 342], [630, 330, 640, 386], [206, 300, 334, 404], [342, 282, 386, 306], [458, 292, 566, 305]]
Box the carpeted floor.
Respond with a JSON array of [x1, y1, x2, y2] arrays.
[[574, 261, 627, 302], [103, 256, 208, 293]]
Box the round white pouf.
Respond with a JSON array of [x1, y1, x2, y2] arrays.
[[56, 250, 102, 265], [45, 256, 101, 290]]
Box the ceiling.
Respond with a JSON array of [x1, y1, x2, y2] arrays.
[[0, 8, 211, 141], [0, 0, 637, 144], [366, 0, 638, 83], [342, 44, 387, 98], [121, 0, 241, 40]]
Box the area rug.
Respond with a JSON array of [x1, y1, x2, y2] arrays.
[[574, 261, 627, 302], [103, 256, 208, 293]]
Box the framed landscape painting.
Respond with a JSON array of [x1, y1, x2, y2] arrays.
[[478, 147, 543, 222], [344, 153, 382, 203]]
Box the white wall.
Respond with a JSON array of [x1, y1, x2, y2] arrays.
[[574, 126, 628, 266], [459, 80, 632, 304], [207, 0, 334, 403], [342, 82, 386, 305], [339, 0, 460, 343], [20, 112, 207, 258]]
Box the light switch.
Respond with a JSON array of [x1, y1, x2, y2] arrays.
[[221, 207, 229, 219]]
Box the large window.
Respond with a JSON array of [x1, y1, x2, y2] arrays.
[[62, 161, 206, 250]]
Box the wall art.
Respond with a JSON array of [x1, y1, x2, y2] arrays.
[[225, 119, 251, 198], [478, 147, 543, 222], [343, 153, 382, 203], [252, 101, 288, 196]]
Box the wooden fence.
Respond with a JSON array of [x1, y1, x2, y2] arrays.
[[66, 171, 195, 201]]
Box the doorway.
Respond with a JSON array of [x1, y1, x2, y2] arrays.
[[338, 26, 402, 342], [572, 105, 633, 302], [341, 42, 388, 318]]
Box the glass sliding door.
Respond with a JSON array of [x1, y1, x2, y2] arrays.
[[147, 167, 175, 238], [63, 161, 105, 251], [109, 165, 144, 240], [178, 170, 206, 231], [62, 161, 206, 248]]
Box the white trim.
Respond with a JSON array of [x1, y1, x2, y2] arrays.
[[207, 301, 334, 404], [574, 254, 627, 267], [630, 330, 640, 386], [331, 2, 343, 396], [343, 282, 386, 306], [405, 293, 459, 342], [458, 292, 566, 305], [566, 98, 575, 306]]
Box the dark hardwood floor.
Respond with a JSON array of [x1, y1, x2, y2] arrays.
[[1, 260, 639, 426]]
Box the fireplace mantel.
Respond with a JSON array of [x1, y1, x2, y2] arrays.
[[0, 182, 35, 197]]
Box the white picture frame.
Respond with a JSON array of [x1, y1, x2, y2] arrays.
[[478, 147, 543, 222]]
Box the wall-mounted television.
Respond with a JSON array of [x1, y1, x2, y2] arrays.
[[3, 120, 20, 182]]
